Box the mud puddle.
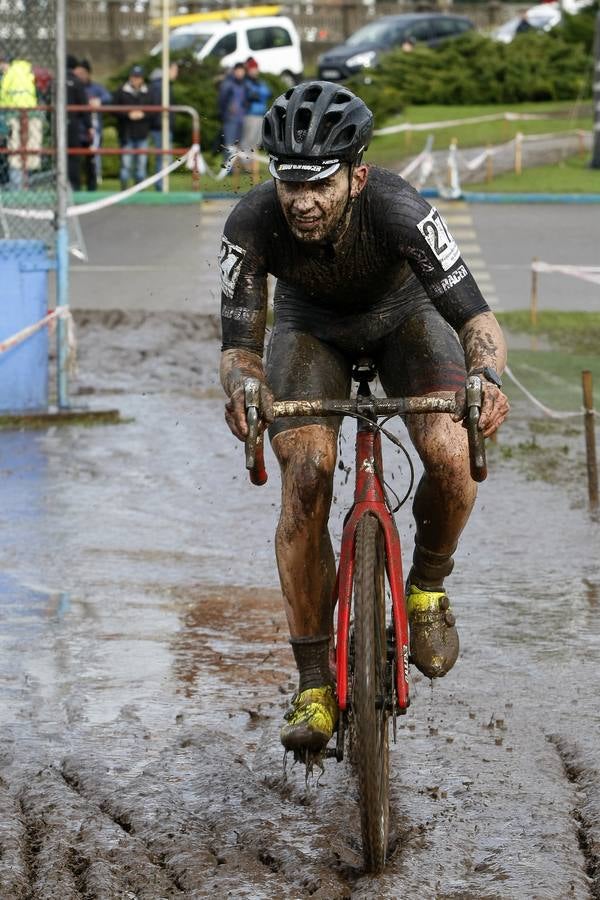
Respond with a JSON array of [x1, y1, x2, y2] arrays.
[[1, 311, 599, 898]]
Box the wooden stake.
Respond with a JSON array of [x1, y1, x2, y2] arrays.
[[514, 132, 523, 176], [486, 145, 493, 183], [582, 370, 599, 509], [530, 257, 538, 328]]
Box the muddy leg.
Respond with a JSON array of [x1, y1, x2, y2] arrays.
[[406, 403, 477, 589], [271, 424, 337, 639]]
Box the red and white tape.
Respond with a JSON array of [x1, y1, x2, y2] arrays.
[[0, 305, 77, 373], [532, 261, 600, 288]]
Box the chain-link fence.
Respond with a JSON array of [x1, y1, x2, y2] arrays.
[[0, 0, 57, 247]]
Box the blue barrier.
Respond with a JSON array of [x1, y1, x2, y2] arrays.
[[0, 240, 54, 413]]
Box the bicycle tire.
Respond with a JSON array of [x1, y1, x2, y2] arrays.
[[350, 513, 390, 873]]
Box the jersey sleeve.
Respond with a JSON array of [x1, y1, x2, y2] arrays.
[[219, 194, 269, 356], [390, 185, 490, 332]]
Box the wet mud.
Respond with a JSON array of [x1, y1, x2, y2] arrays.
[[1, 310, 600, 898]]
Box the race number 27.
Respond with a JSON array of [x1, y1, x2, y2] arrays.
[[417, 208, 460, 271]]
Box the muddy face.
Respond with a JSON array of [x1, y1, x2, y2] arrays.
[[275, 166, 359, 244]]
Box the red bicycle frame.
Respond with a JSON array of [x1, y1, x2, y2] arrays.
[[335, 420, 410, 714]]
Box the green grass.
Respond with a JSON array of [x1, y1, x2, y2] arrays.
[[368, 100, 592, 167], [93, 101, 595, 195], [498, 311, 600, 355], [468, 153, 599, 193]]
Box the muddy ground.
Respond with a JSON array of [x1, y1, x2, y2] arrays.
[[1, 309, 599, 899]]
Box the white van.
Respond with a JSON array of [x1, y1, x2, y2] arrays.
[[150, 15, 303, 84]]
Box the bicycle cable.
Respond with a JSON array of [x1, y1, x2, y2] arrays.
[[339, 411, 416, 513]]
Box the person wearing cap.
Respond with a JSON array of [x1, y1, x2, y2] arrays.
[[114, 65, 150, 191], [217, 61, 252, 177], [219, 82, 509, 753], [241, 58, 271, 185], [73, 59, 111, 190], [66, 55, 92, 191]]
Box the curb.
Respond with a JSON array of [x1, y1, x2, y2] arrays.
[[461, 192, 600, 204], [72, 190, 204, 205], [71, 189, 600, 206]]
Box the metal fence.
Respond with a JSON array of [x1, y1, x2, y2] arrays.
[[0, 0, 57, 246]]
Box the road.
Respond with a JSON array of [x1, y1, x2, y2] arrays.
[[67, 198, 600, 314], [2, 192, 599, 898]]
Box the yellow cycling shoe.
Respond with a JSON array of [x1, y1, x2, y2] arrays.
[[407, 584, 459, 679], [280, 685, 338, 753]]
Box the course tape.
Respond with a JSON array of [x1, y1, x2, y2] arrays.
[[0, 145, 199, 221], [532, 261, 600, 288], [504, 365, 586, 420], [0, 305, 77, 373], [373, 111, 549, 138]]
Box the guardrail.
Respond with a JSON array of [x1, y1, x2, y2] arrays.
[[0, 104, 202, 188]]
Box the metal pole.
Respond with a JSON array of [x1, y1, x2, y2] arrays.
[[161, 0, 170, 193], [55, 0, 69, 408], [591, 10, 600, 169], [582, 370, 599, 509]]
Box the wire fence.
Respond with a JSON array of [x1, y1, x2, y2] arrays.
[[0, 0, 58, 249]]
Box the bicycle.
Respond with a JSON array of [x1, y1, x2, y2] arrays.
[[242, 360, 487, 873]]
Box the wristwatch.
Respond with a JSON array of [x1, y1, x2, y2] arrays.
[[468, 365, 503, 388]]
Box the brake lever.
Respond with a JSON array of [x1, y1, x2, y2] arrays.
[[465, 375, 488, 483], [244, 378, 268, 486]]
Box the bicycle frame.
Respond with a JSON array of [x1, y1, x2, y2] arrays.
[[335, 390, 410, 717]]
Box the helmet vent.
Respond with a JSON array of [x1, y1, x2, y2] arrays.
[[333, 124, 356, 149], [303, 85, 323, 103], [294, 107, 312, 142], [335, 91, 353, 105]]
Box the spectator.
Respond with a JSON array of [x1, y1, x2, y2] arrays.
[[114, 65, 150, 191], [148, 61, 178, 191], [241, 57, 271, 185], [73, 58, 111, 191], [0, 49, 10, 186], [0, 49, 41, 190], [66, 54, 92, 191], [217, 61, 250, 174], [515, 10, 534, 34]]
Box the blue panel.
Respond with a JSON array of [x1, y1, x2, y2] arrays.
[[0, 240, 49, 412]]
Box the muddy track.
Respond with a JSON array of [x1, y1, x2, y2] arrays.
[[1, 311, 599, 898]]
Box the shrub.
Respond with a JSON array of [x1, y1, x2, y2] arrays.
[[348, 27, 593, 116]]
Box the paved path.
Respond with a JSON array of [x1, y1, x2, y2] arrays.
[[66, 198, 600, 316]]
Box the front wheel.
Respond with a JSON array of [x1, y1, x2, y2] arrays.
[[350, 513, 390, 873]]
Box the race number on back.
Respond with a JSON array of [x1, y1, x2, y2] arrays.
[[416, 208, 460, 272]]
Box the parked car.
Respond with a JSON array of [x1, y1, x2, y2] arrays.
[[150, 15, 303, 84], [492, 3, 561, 43], [492, 0, 593, 42], [317, 13, 474, 82]]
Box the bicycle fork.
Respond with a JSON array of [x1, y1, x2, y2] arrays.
[[331, 416, 411, 760]]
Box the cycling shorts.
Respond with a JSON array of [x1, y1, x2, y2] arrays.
[[266, 278, 467, 439]]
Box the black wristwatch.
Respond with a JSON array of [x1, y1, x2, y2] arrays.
[[468, 366, 503, 389]]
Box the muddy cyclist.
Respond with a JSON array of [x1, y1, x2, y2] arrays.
[[219, 82, 509, 754]]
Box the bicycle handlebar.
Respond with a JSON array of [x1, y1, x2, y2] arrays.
[[243, 378, 488, 486]]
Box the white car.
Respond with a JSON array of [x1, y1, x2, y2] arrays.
[[150, 15, 303, 83], [492, 0, 592, 43]]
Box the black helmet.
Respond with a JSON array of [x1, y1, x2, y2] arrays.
[[262, 81, 373, 182]]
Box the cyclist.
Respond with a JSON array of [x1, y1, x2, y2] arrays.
[[219, 82, 509, 754]]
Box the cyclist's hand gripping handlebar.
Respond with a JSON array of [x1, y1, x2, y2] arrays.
[[244, 378, 268, 486], [465, 375, 488, 483]]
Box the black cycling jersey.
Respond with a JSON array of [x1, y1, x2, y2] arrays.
[[219, 166, 490, 356]]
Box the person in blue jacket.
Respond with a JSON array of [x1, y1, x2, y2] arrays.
[[217, 61, 251, 175], [241, 57, 272, 184]]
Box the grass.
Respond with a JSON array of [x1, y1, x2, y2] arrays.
[[91, 100, 595, 196], [367, 100, 592, 167], [497, 311, 600, 355]]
